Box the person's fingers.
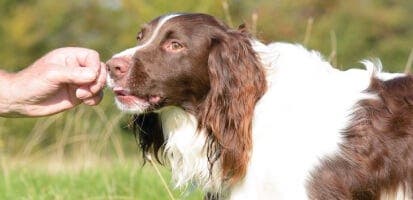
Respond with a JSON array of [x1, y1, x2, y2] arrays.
[[65, 55, 78, 69], [75, 62, 107, 99], [44, 48, 102, 85], [65, 49, 100, 99], [82, 91, 103, 106], [46, 65, 97, 85], [64, 55, 97, 84], [75, 86, 93, 99], [89, 62, 107, 94], [47, 56, 97, 85], [77, 49, 101, 74]]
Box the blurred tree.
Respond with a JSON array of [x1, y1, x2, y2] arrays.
[[252, 0, 412, 71]]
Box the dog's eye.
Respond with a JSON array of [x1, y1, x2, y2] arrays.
[[171, 42, 183, 50], [164, 40, 184, 52]]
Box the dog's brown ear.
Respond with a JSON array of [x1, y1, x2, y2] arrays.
[[199, 28, 267, 185]]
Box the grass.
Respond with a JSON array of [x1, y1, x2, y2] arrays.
[[0, 160, 202, 200], [0, 94, 203, 200]]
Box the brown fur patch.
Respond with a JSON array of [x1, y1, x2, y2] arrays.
[[308, 75, 413, 200], [199, 26, 267, 185]]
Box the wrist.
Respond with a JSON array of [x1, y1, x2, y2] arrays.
[[0, 70, 19, 117]]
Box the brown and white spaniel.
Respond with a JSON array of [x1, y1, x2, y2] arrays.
[[106, 13, 413, 200]]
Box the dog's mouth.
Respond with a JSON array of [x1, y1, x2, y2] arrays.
[[113, 87, 162, 109]]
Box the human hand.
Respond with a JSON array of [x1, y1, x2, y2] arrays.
[[0, 47, 106, 117]]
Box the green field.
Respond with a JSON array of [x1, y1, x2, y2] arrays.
[[0, 97, 203, 199], [0, 161, 202, 200]]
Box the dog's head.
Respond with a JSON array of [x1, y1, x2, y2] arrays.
[[107, 13, 266, 184]]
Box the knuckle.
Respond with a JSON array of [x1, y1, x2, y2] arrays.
[[88, 50, 100, 58]]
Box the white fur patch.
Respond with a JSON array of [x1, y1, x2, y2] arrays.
[[361, 59, 404, 80], [113, 97, 149, 114], [158, 107, 223, 193], [106, 73, 116, 88], [112, 46, 138, 59], [113, 14, 181, 58]]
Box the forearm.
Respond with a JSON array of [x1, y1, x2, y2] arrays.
[[0, 70, 19, 117]]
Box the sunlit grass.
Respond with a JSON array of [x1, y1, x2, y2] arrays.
[[0, 160, 202, 200], [0, 93, 203, 199]]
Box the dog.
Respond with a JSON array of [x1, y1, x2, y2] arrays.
[[106, 13, 413, 199]]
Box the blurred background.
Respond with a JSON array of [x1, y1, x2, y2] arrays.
[[0, 0, 412, 199]]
